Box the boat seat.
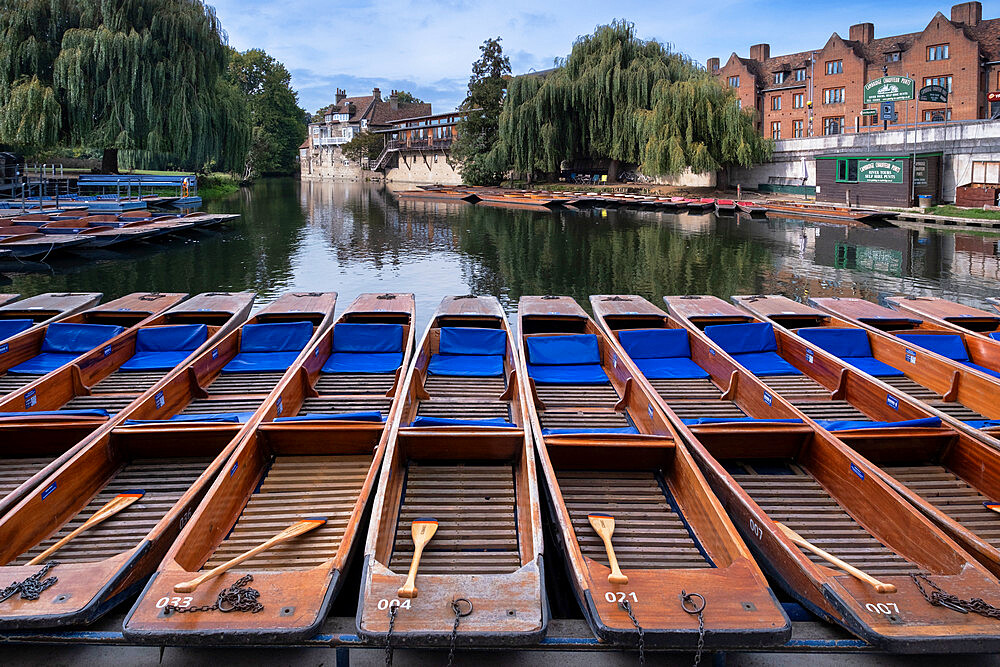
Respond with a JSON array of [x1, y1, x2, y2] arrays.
[[222, 321, 313, 373], [410, 416, 516, 428], [0, 409, 109, 419], [322, 323, 403, 374], [814, 417, 941, 431], [117, 324, 208, 371], [0, 319, 33, 341], [964, 420, 1000, 430], [704, 322, 801, 376], [124, 411, 255, 425], [617, 329, 709, 379], [274, 411, 384, 423], [526, 334, 608, 384], [895, 333, 1000, 379], [8, 322, 126, 375], [682, 417, 802, 426], [314, 372, 395, 394], [427, 327, 505, 377], [542, 425, 638, 434], [990, 332, 1000, 341], [795, 328, 904, 377]]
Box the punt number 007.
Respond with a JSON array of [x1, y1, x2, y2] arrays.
[[866, 602, 899, 615], [605, 591, 638, 604]]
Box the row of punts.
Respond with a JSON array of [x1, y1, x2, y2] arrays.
[[0, 290, 997, 652]]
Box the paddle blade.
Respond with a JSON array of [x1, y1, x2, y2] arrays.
[[410, 518, 438, 545], [985, 503, 1000, 515], [588, 513, 615, 538]]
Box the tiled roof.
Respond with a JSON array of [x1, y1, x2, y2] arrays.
[[299, 139, 310, 149], [370, 102, 432, 125], [967, 17, 1000, 61]]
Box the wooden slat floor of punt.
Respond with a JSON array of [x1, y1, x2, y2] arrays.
[[179, 398, 263, 415], [557, 470, 711, 569], [540, 411, 632, 430], [13, 457, 211, 565], [300, 396, 393, 415], [389, 464, 521, 575], [203, 455, 372, 571], [0, 458, 58, 500], [649, 378, 720, 401], [793, 400, 870, 422], [206, 372, 286, 395], [314, 373, 395, 395], [761, 374, 829, 399], [418, 374, 509, 420], [91, 370, 166, 394], [63, 395, 136, 416], [535, 383, 619, 409], [881, 465, 1000, 549], [880, 376, 988, 421], [665, 400, 745, 420], [730, 466, 919, 577], [0, 374, 38, 395]]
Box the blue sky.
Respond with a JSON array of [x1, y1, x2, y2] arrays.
[[209, 0, 970, 115]]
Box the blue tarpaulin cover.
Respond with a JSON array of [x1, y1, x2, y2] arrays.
[[10, 322, 125, 374], [526, 334, 608, 384], [796, 327, 904, 377], [618, 328, 710, 379], [894, 333, 1000, 378], [527, 363, 609, 384], [323, 323, 404, 374], [428, 354, 504, 376], [0, 320, 33, 341], [119, 324, 208, 371], [682, 417, 803, 425], [223, 321, 313, 372], [323, 352, 402, 374], [815, 417, 941, 431], [275, 411, 384, 423], [429, 327, 505, 377], [0, 409, 108, 419], [632, 357, 711, 379], [124, 412, 255, 425], [542, 426, 639, 435], [990, 332, 1000, 341], [704, 322, 802, 376], [966, 420, 1000, 429], [409, 416, 515, 428]]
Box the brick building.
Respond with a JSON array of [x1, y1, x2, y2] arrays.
[[708, 2, 1000, 140]]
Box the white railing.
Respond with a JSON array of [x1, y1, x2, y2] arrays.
[[315, 136, 350, 146]]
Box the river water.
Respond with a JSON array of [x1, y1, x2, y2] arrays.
[[3, 178, 999, 328]]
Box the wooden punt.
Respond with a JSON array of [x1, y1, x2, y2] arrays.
[[988, 297, 1000, 314], [516, 295, 788, 649], [687, 198, 716, 211], [123, 293, 414, 644], [0, 292, 101, 340], [729, 295, 1000, 447], [884, 296, 1000, 338], [715, 199, 738, 215], [355, 295, 545, 647], [398, 189, 480, 204], [763, 201, 898, 225], [0, 294, 19, 308], [0, 232, 93, 259], [737, 201, 768, 216], [476, 193, 564, 209], [0, 292, 337, 630], [663, 294, 1000, 651]]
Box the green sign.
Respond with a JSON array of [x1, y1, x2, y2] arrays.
[[919, 85, 948, 103], [861, 108, 877, 117], [863, 76, 915, 104], [858, 159, 904, 184], [913, 159, 927, 186]]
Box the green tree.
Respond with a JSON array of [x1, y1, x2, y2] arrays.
[[452, 37, 511, 185], [228, 48, 307, 180], [342, 131, 385, 165], [394, 91, 424, 105], [0, 0, 248, 173], [490, 21, 771, 182]]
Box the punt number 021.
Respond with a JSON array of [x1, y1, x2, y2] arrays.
[[605, 591, 638, 604]]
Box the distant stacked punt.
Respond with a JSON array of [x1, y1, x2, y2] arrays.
[[0, 290, 995, 654]]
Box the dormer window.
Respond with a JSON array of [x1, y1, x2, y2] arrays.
[[774, 71, 787, 84], [885, 52, 901, 62], [794, 68, 806, 81]]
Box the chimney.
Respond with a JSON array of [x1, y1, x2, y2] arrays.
[[389, 90, 399, 111], [335, 88, 346, 104], [849, 22, 874, 44], [748, 43, 770, 62], [372, 87, 381, 101], [707, 57, 720, 73], [951, 1, 982, 25]]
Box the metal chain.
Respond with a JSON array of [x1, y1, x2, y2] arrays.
[[0, 561, 59, 603], [619, 599, 645, 665], [912, 573, 1000, 619], [447, 598, 473, 667], [165, 574, 263, 615], [681, 591, 707, 667], [384, 604, 398, 666]]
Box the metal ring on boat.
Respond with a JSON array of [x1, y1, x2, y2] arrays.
[[680, 591, 706, 614], [451, 597, 473, 617]]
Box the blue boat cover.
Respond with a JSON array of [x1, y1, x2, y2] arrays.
[[704, 322, 802, 376], [633, 357, 710, 379], [0, 409, 109, 419], [0, 320, 33, 341], [428, 354, 504, 376], [966, 420, 1000, 430], [618, 328, 690, 359], [323, 323, 404, 374], [124, 411, 255, 425], [439, 327, 506, 355], [991, 332, 1000, 341], [10, 322, 126, 374], [815, 417, 941, 431], [682, 418, 803, 425], [527, 363, 609, 384], [223, 321, 313, 372], [895, 333, 969, 360], [409, 416, 515, 428], [542, 426, 639, 435], [119, 324, 208, 371], [796, 327, 904, 377], [964, 361, 1000, 379], [274, 411, 384, 423], [526, 334, 608, 384]]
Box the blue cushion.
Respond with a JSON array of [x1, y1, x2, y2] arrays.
[[439, 327, 506, 356], [527, 363, 609, 385], [618, 329, 691, 359], [0, 409, 108, 419], [990, 332, 1000, 341], [9, 352, 78, 374], [526, 334, 601, 365], [634, 356, 710, 379], [0, 320, 33, 341], [731, 352, 802, 377], [704, 322, 778, 355], [322, 351, 403, 374], [274, 411, 384, 423], [239, 322, 313, 353], [124, 411, 255, 425], [333, 323, 402, 353], [409, 416, 515, 428], [135, 324, 208, 353], [428, 354, 504, 377], [682, 418, 802, 425], [895, 333, 969, 361], [842, 356, 905, 378], [222, 351, 302, 373], [119, 351, 192, 371], [40, 322, 126, 354], [796, 328, 873, 359], [541, 426, 639, 435], [965, 420, 1000, 430], [815, 417, 941, 431], [963, 361, 1000, 379]]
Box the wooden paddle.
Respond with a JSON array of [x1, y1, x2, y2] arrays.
[[173, 517, 327, 594], [398, 518, 438, 598], [588, 513, 628, 585], [28, 490, 145, 565], [777, 522, 896, 594]]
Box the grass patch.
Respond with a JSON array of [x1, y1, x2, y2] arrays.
[[922, 205, 1000, 221], [197, 173, 241, 200]]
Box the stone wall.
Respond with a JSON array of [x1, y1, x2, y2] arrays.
[[384, 150, 463, 185], [300, 147, 363, 180]]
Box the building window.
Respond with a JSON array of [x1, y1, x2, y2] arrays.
[[728, 75, 740, 87], [885, 52, 901, 62], [923, 76, 953, 93], [771, 95, 782, 110], [823, 117, 844, 135], [927, 44, 949, 61], [826, 60, 843, 75], [823, 88, 845, 104], [794, 68, 806, 81], [736, 98, 742, 110], [793, 120, 804, 137], [771, 121, 781, 139], [792, 93, 804, 108], [836, 158, 859, 183], [774, 71, 787, 84], [972, 161, 1000, 184], [923, 108, 952, 121]]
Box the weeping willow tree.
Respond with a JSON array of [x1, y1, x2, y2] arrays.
[[490, 21, 770, 181], [0, 0, 248, 172]]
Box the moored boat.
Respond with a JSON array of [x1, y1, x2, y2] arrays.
[[736, 201, 768, 216], [687, 197, 716, 211], [0, 231, 93, 259], [398, 189, 480, 204], [0, 292, 102, 342], [715, 199, 737, 215], [357, 295, 546, 648], [516, 295, 789, 652], [764, 201, 898, 225], [124, 292, 414, 644], [884, 295, 1000, 338]]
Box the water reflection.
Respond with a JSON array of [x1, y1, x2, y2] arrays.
[[2, 179, 998, 329]]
